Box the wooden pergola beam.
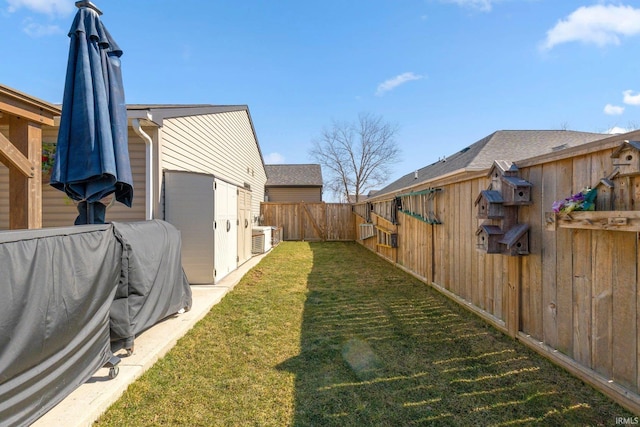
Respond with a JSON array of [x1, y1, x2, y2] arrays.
[[0, 85, 56, 127], [8, 117, 42, 229], [0, 132, 34, 177]]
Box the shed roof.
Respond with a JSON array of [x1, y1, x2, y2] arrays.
[[375, 130, 607, 198], [265, 164, 323, 187]]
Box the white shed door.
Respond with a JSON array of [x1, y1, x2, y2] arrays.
[[237, 188, 252, 266], [214, 179, 238, 282]]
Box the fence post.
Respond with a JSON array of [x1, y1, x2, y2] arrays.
[[299, 202, 304, 241]]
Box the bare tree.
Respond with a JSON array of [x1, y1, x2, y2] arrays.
[[310, 112, 400, 203]]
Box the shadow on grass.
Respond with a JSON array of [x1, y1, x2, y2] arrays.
[[277, 242, 630, 426]]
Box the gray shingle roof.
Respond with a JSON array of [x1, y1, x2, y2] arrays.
[[376, 130, 607, 197], [265, 164, 323, 187]]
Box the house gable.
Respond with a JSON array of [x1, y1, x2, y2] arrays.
[[265, 164, 323, 202]]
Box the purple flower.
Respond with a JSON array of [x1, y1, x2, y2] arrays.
[[552, 187, 596, 214], [552, 200, 564, 213], [568, 192, 584, 203]]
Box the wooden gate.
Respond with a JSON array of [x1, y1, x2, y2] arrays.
[[260, 202, 355, 241]]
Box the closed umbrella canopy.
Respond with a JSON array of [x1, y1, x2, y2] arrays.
[[51, 1, 133, 224]]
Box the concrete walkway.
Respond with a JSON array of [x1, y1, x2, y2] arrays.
[[33, 252, 268, 427]]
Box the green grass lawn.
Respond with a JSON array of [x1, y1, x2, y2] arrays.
[[96, 241, 634, 426]]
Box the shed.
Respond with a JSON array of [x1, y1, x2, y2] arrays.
[[164, 171, 242, 284], [265, 164, 323, 202]]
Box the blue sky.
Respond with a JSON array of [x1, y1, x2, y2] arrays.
[[2, 0, 640, 186]]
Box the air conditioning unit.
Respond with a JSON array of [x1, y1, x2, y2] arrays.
[[252, 226, 272, 254]]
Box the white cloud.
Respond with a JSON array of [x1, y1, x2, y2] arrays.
[[22, 19, 63, 37], [264, 152, 285, 164], [604, 104, 624, 115], [6, 0, 74, 16], [623, 90, 640, 106], [541, 5, 640, 50], [375, 72, 424, 96], [607, 126, 630, 134], [440, 0, 495, 12]]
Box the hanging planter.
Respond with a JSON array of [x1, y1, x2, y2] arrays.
[[41, 142, 56, 182], [551, 187, 597, 215]]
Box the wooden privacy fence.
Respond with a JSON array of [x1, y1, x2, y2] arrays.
[[355, 130, 640, 415], [260, 202, 355, 241]]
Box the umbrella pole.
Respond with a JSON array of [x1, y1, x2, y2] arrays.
[[87, 202, 94, 224]]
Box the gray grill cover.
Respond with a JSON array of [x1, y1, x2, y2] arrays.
[[0, 220, 192, 426], [110, 220, 192, 351], [0, 225, 119, 427]]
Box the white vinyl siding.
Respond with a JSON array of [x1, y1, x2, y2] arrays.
[[160, 110, 266, 222]]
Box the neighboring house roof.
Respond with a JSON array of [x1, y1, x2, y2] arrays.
[[375, 130, 608, 197], [265, 164, 323, 187]]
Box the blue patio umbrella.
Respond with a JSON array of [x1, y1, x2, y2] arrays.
[[51, 1, 133, 224]]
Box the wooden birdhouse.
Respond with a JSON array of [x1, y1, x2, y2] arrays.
[[592, 169, 619, 211], [474, 190, 504, 219], [476, 224, 504, 254], [611, 141, 640, 177], [501, 176, 533, 206], [499, 223, 529, 256], [488, 160, 519, 193]]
